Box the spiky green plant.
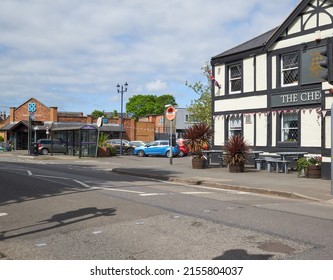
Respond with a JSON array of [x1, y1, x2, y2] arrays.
[[98, 133, 110, 148], [224, 135, 249, 165], [184, 123, 212, 158]]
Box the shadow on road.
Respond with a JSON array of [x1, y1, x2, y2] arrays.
[[0, 207, 116, 241], [213, 249, 273, 260]]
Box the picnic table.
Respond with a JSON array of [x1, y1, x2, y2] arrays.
[[201, 150, 225, 167], [276, 151, 308, 161]]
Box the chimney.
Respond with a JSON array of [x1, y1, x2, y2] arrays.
[[50, 107, 58, 122], [10, 107, 15, 122]]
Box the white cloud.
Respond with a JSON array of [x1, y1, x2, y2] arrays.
[[145, 80, 168, 92], [0, 0, 301, 114]]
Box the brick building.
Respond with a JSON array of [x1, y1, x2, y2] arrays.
[[0, 98, 154, 152]]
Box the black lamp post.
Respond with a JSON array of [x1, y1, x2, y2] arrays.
[[117, 82, 128, 156]]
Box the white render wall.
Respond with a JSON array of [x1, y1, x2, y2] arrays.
[[256, 54, 267, 91], [301, 111, 322, 147], [214, 117, 225, 146], [256, 114, 267, 146], [243, 115, 254, 146], [215, 65, 225, 96], [243, 57, 255, 93], [214, 95, 267, 112]]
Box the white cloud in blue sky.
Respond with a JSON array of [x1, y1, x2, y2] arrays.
[[0, 0, 301, 115]]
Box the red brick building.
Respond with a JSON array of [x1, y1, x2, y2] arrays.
[[0, 98, 154, 152]]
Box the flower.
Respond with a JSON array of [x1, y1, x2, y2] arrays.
[[307, 156, 322, 166]]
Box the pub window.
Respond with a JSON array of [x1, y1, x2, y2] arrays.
[[281, 112, 298, 142], [229, 115, 242, 137], [281, 52, 299, 87], [229, 64, 242, 94]]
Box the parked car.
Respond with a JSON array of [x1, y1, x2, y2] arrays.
[[37, 139, 66, 155], [106, 139, 135, 155], [133, 140, 179, 158], [129, 140, 147, 148], [176, 139, 189, 157]]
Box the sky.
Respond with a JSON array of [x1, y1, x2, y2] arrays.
[[0, 0, 301, 116]]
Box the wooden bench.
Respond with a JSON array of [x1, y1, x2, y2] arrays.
[[265, 157, 290, 174]]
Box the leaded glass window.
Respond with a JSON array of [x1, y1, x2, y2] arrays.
[[281, 112, 298, 142], [281, 52, 299, 86], [229, 64, 242, 94], [229, 115, 242, 137]]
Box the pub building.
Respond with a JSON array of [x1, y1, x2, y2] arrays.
[[211, 0, 333, 179]]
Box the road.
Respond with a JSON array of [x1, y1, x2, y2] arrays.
[[1, 158, 333, 260]]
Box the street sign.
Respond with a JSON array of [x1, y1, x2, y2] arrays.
[[166, 106, 176, 121]]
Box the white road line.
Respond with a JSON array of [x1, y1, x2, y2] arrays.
[[73, 180, 92, 188], [180, 192, 214, 195], [0, 213, 8, 217], [101, 188, 145, 194], [34, 175, 71, 180], [139, 193, 168, 196], [27, 170, 33, 176]]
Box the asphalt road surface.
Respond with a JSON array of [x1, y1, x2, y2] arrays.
[[1, 159, 333, 260]]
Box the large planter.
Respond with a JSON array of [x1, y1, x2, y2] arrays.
[[192, 157, 206, 169], [97, 147, 111, 157], [306, 165, 321, 179], [229, 162, 245, 173]]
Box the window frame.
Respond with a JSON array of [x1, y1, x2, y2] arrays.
[[281, 51, 299, 87], [280, 111, 299, 142], [228, 115, 243, 138], [228, 63, 243, 94]]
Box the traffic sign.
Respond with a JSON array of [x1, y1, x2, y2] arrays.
[[166, 106, 176, 121]]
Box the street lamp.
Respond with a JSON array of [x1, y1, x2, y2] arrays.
[[117, 82, 128, 156]]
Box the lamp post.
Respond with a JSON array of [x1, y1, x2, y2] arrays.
[[117, 82, 128, 156]]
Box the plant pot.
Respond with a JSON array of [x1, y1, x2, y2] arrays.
[[191, 157, 206, 169], [229, 162, 245, 173], [306, 165, 321, 179], [97, 147, 111, 157]]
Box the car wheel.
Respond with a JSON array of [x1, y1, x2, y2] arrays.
[[126, 148, 134, 156], [41, 148, 49, 155], [166, 150, 171, 158], [137, 150, 145, 157], [178, 150, 184, 157]]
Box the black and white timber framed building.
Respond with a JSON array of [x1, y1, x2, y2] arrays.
[[211, 0, 333, 179]]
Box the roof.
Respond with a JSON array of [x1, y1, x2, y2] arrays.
[[212, 27, 278, 59], [212, 0, 332, 61]]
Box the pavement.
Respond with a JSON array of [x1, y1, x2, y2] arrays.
[[1, 150, 333, 203]]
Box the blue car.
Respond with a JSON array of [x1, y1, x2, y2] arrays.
[[133, 140, 179, 158]]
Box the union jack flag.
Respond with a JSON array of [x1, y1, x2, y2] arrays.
[[208, 70, 221, 89]]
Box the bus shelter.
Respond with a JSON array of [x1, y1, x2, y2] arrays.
[[51, 124, 98, 157]]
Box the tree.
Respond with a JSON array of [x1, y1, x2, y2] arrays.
[[186, 63, 213, 126], [126, 94, 177, 120], [91, 110, 105, 118]]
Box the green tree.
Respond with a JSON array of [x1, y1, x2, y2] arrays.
[[186, 63, 212, 126], [126, 94, 177, 120], [91, 110, 105, 118]]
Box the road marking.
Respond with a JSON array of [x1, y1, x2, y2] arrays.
[[180, 192, 214, 195], [139, 193, 168, 196], [73, 180, 92, 188], [35, 174, 70, 180], [102, 188, 145, 194], [27, 170, 33, 176], [0, 213, 8, 217]]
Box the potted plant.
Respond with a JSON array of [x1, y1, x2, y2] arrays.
[[97, 133, 111, 157], [296, 156, 321, 178], [184, 123, 212, 169], [224, 135, 249, 173]]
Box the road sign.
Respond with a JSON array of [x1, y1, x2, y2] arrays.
[[166, 106, 176, 121]]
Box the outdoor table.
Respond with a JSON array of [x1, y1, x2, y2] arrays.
[[249, 150, 264, 168], [276, 152, 308, 161], [201, 150, 225, 167]]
